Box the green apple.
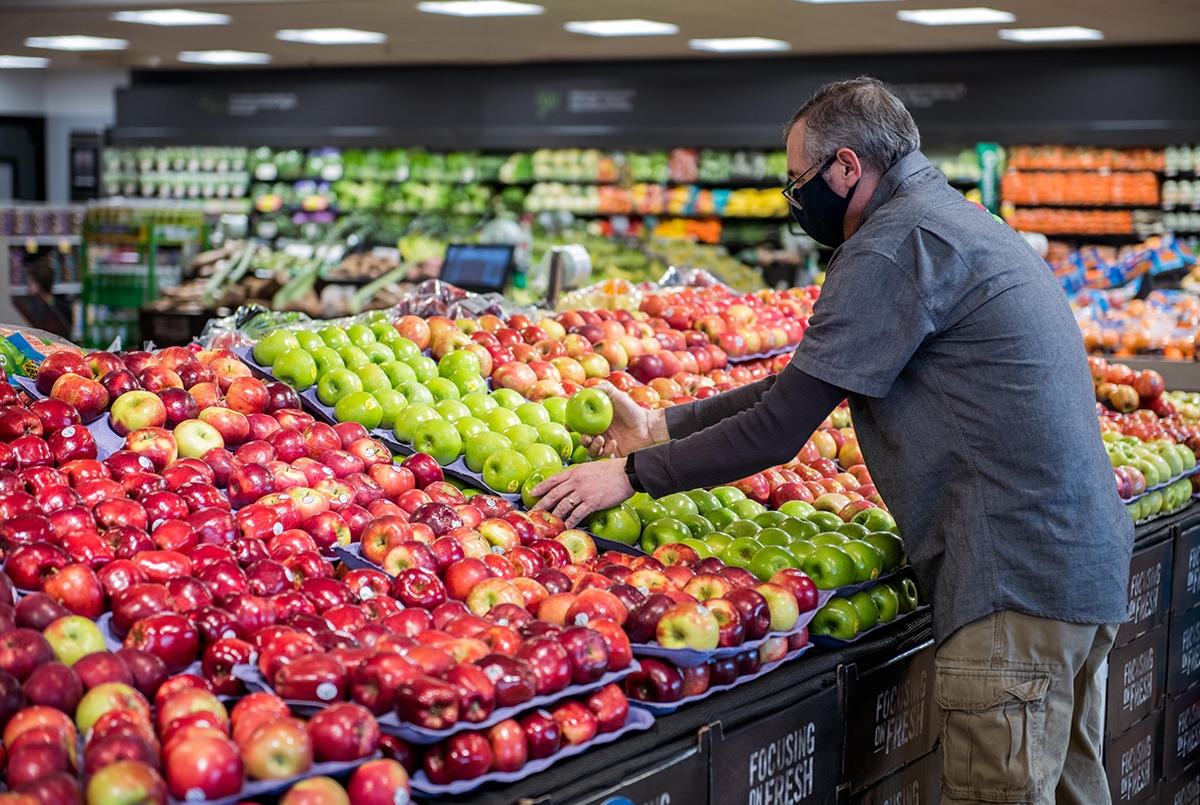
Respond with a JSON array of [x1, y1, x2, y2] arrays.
[[750, 545, 800, 581], [455, 416, 488, 441], [711, 486, 746, 508], [570, 444, 591, 465], [370, 320, 395, 341], [659, 492, 699, 519], [891, 578, 921, 613], [334, 391, 383, 430], [719, 536, 764, 570], [272, 348, 318, 390], [679, 513, 714, 539], [412, 418, 464, 466], [310, 346, 345, 379], [729, 498, 766, 520], [868, 584, 900, 624], [355, 363, 391, 393], [523, 443, 563, 475], [787, 540, 816, 562], [862, 532, 906, 572], [43, 615, 105, 666], [779, 500, 817, 519], [337, 345, 370, 369], [407, 355, 439, 384], [424, 377, 461, 402], [810, 532, 848, 546], [640, 518, 693, 553], [781, 517, 820, 541], [685, 489, 721, 515], [482, 407, 521, 433], [448, 369, 487, 397], [504, 424, 539, 451], [400, 379, 435, 407], [754, 511, 789, 529], [390, 336, 421, 362], [725, 519, 761, 539], [371, 388, 406, 429], [346, 323, 377, 346], [439, 349, 481, 378], [317, 368, 364, 407], [631, 498, 668, 529], [462, 391, 497, 418], [536, 422, 574, 462], [585, 505, 642, 545], [434, 399, 471, 422], [482, 448, 532, 494], [705, 531, 733, 555], [393, 403, 442, 444], [295, 330, 324, 352], [756, 527, 791, 547], [852, 508, 897, 533], [704, 508, 738, 531], [841, 540, 883, 583], [800, 545, 857, 589], [541, 397, 568, 424], [521, 469, 551, 509], [565, 388, 614, 436], [464, 431, 513, 473], [809, 597, 859, 640], [253, 330, 300, 366], [807, 511, 844, 531], [515, 402, 551, 427], [836, 522, 870, 540], [490, 388, 525, 409], [680, 537, 715, 559], [848, 591, 879, 631], [319, 325, 350, 349], [362, 342, 394, 365]]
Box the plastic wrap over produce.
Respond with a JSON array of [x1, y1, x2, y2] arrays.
[[555, 266, 730, 313]]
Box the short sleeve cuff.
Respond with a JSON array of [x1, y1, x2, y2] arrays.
[[790, 351, 894, 399]]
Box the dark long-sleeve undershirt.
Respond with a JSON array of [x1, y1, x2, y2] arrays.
[[631, 366, 847, 498]]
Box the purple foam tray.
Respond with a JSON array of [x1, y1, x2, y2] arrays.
[[10, 374, 125, 459], [409, 705, 655, 796], [233, 660, 640, 745], [809, 604, 930, 648], [1126, 464, 1200, 504], [631, 643, 813, 714], [725, 345, 795, 365], [629, 588, 835, 667], [166, 753, 382, 805]]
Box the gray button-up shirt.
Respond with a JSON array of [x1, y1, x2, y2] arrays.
[[636, 150, 1133, 642]]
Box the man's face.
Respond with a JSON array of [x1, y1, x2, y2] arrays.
[[785, 120, 815, 186]]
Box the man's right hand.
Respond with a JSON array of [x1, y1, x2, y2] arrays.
[[580, 381, 668, 458]]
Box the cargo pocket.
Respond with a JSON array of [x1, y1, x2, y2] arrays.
[[935, 667, 1053, 803]]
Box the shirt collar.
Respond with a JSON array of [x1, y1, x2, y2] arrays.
[[857, 150, 935, 228]]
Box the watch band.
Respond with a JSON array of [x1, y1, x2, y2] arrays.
[[625, 452, 645, 494]]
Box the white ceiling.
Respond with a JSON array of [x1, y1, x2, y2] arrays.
[[1, 0, 1198, 70]]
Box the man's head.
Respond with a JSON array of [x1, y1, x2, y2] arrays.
[[783, 77, 920, 244]]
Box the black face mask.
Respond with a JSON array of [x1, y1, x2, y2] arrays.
[[787, 156, 858, 248]]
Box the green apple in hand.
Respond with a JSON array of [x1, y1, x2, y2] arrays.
[[800, 545, 857, 589], [482, 448, 532, 494], [536, 422, 574, 462], [412, 418, 464, 466], [585, 505, 643, 545], [809, 597, 860, 640], [272, 348, 318, 390], [464, 431, 513, 473], [462, 391, 497, 418], [565, 388, 614, 436], [317, 368, 364, 406], [393, 403, 442, 444], [640, 518, 692, 553], [371, 388, 406, 429], [254, 330, 300, 366], [868, 584, 900, 624], [334, 391, 383, 430], [490, 388, 525, 409]]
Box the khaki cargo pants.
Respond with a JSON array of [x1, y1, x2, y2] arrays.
[[935, 610, 1118, 805]]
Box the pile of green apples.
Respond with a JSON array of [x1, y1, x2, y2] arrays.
[[586, 486, 907, 590], [251, 319, 615, 496], [808, 576, 922, 641], [1104, 431, 1198, 520]]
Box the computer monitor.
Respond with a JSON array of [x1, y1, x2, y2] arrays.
[[438, 243, 515, 294]]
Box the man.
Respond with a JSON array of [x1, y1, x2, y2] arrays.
[[533, 77, 1132, 804]]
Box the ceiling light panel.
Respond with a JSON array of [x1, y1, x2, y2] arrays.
[[999, 26, 1103, 42], [417, 1, 544, 16], [897, 7, 1016, 25], [111, 9, 230, 26], [0, 55, 50, 68], [565, 19, 679, 37], [689, 37, 790, 52], [275, 28, 387, 44], [25, 35, 129, 51], [179, 50, 271, 64]]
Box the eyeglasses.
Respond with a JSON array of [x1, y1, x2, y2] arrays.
[[781, 155, 836, 211]]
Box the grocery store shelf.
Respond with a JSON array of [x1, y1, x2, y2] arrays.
[[0, 234, 82, 245], [10, 282, 83, 297], [1121, 357, 1200, 392], [1010, 203, 1162, 210]]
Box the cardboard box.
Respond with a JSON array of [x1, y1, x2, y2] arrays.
[[849, 747, 941, 805], [710, 683, 842, 805], [1160, 757, 1200, 805], [572, 740, 710, 805], [1118, 539, 1174, 647], [1165, 687, 1200, 781], [1173, 527, 1200, 615], [1108, 624, 1168, 737], [1106, 708, 1162, 804], [840, 642, 938, 794], [1170, 606, 1200, 697]]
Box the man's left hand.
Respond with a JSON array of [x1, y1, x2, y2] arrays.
[[531, 458, 634, 528]]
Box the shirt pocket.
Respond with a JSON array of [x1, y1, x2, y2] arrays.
[[935, 667, 1053, 803]]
